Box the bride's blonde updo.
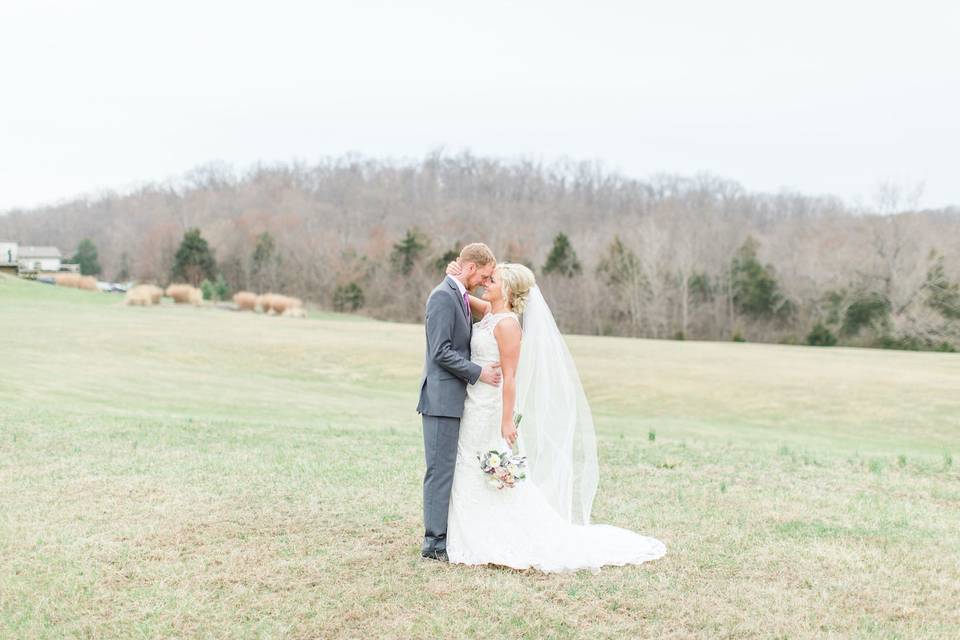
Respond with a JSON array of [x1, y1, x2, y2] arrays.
[[496, 263, 536, 314]]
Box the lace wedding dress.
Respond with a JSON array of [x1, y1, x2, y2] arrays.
[[446, 311, 666, 572]]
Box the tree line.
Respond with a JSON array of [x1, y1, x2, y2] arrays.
[[1, 152, 958, 350]]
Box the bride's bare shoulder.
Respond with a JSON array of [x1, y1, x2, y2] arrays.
[[492, 314, 522, 340]]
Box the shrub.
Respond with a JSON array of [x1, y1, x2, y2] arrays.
[[841, 292, 890, 336], [213, 275, 229, 300], [874, 335, 956, 352], [333, 282, 365, 312], [806, 323, 837, 347], [200, 279, 215, 301]]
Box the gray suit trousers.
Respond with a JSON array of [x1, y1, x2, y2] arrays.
[[421, 414, 461, 553]]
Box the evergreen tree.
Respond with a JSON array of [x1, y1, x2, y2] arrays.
[[597, 236, 640, 287], [251, 232, 277, 291], [925, 251, 960, 319], [543, 233, 582, 277], [434, 247, 460, 274], [731, 237, 788, 319], [391, 229, 428, 275], [71, 239, 101, 276], [171, 228, 217, 286]]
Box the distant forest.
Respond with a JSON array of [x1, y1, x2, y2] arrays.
[[2, 152, 959, 350]]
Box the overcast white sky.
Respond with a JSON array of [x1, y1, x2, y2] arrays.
[[1, 0, 958, 212]]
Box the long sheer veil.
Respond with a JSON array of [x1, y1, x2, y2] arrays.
[[515, 286, 599, 525]]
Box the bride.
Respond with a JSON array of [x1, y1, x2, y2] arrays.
[[443, 261, 666, 572]]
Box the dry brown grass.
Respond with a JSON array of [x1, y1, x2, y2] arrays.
[[1, 276, 958, 639]]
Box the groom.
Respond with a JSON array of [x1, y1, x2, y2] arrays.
[[417, 242, 501, 561]]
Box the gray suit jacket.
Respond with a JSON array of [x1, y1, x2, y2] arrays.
[[416, 277, 482, 418]]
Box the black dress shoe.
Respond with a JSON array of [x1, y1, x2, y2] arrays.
[[421, 549, 449, 562]]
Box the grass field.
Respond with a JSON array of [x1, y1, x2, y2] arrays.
[[1, 273, 959, 639]]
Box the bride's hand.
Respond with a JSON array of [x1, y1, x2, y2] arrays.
[[445, 260, 462, 277], [501, 420, 518, 447]]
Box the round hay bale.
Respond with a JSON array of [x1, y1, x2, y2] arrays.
[[147, 284, 163, 304], [233, 291, 257, 311], [54, 273, 81, 288], [256, 293, 276, 314], [125, 285, 154, 306], [270, 295, 291, 315], [165, 283, 193, 303]]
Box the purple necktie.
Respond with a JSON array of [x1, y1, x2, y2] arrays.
[[462, 291, 471, 320]]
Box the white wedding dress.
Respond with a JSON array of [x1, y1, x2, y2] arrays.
[[446, 311, 666, 572]]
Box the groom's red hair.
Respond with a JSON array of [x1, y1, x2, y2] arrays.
[[459, 243, 495, 266]]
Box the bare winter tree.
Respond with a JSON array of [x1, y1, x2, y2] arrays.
[[1, 154, 957, 350]]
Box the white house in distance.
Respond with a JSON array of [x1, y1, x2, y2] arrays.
[[17, 246, 63, 273], [0, 242, 77, 275]]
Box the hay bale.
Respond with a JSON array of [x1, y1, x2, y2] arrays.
[[188, 287, 203, 305], [165, 283, 194, 304], [124, 285, 153, 306], [77, 276, 98, 290], [233, 291, 257, 311], [269, 294, 292, 315], [256, 293, 276, 313], [255, 293, 304, 315], [146, 284, 163, 304], [125, 284, 164, 306], [54, 273, 81, 288]]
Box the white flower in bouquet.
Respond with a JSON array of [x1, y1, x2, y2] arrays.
[[476, 447, 528, 490]]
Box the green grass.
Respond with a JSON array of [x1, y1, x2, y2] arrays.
[[1, 273, 959, 638]]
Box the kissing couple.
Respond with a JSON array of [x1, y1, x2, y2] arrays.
[[416, 242, 666, 572]]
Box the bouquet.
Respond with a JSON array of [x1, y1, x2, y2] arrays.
[[477, 445, 527, 490]]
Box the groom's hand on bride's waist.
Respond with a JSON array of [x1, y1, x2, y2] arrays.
[[479, 362, 502, 386]]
